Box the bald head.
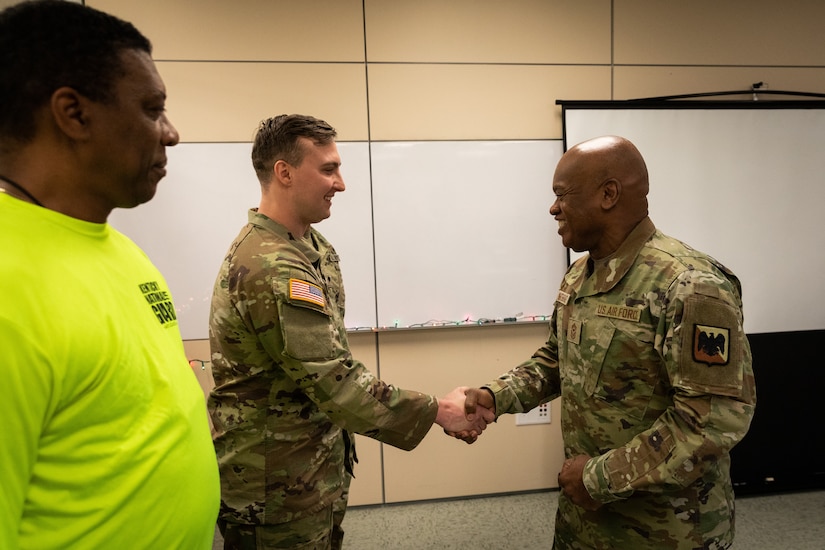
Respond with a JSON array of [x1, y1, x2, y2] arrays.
[[550, 136, 650, 259], [566, 135, 649, 206]]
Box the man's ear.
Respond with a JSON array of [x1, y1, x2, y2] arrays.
[[600, 178, 621, 210], [273, 159, 292, 186], [50, 87, 91, 140]]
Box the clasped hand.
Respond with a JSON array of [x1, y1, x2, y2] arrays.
[[435, 386, 495, 444], [440, 389, 603, 510], [436, 387, 496, 444], [558, 455, 601, 510]]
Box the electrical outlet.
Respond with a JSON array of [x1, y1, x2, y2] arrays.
[[515, 402, 551, 425]]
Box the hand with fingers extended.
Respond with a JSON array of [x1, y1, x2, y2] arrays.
[[435, 386, 495, 444]]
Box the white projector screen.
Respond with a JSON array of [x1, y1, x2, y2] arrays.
[[562, 104, 825, 335]]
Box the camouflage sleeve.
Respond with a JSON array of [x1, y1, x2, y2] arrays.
[[261, 263, 438, 451], [485, 309, 562, 416], [583, 270, 756, 502]]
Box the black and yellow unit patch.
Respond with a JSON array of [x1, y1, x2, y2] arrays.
[[693, 324, 730, 366], [679, 293, 743, 395]]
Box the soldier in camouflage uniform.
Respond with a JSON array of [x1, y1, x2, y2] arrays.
[[461, 136, 756, 549], [208, 114, 493, 550]]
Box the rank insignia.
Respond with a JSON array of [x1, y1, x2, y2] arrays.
[[567, 319, 582, 344], [693, 324, 729, 366]]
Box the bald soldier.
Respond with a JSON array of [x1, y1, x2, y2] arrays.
[[458, 136, 756, 549]]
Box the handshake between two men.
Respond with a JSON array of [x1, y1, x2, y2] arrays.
[[435, 386, 496, 444], [435, 386, 601, 512]]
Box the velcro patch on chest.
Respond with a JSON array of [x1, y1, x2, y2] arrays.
[[289, 278, 326, 308]]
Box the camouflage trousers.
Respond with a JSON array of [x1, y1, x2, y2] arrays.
[[218, 476, 350, 550], [218, 510, 342, 550]]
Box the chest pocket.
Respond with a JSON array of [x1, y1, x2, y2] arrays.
[[583, 316, 662, 421]]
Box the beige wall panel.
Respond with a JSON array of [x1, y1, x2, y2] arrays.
[[615, 1, 825, 66], [89, 0, 365, 62], [0, 0, 26, 9], [349, 436, 383, 506], [615, 66, 825, 100], [157, 62, 369, 142], [368, 65, 611, 141], [347, 333, 384, 506], [365, 0, 610, 64], [183, 338, 213, 400], [376, 324, 564, 502]]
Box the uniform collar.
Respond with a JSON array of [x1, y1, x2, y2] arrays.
[[566, 217, 656, 298], [247, 208, 321, 263]]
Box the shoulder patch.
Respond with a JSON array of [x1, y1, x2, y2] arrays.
[[289, 278, 326, 308], [692, 324, 729, 366], [678, 294, 744, 396]]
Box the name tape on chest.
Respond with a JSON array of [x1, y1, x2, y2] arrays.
[[595, 303, 641, 322], [289, 278, 326, 308]]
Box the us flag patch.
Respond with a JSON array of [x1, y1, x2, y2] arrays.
[[693, 324, 729, 366], [289, 278, 326, 308]]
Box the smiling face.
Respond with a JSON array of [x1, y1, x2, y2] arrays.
[[549, 151, 604, 253], [286, 137, 345, 233], [85, 49, 179, 215], [548, 136, 651, 260]]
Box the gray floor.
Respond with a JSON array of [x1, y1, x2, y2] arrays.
[[214, 488, 825, 549]]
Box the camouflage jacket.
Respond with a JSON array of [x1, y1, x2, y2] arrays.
[[486, 217, 756, 549], [208, 210, 437, 525]]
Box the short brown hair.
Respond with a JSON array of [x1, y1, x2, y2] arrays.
[[251, 114, 337, 184]]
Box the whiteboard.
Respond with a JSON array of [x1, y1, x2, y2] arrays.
[[371, 141, 566, 327], [563, 106, 825, 334], [110, 140, 568, 338], [109, 142, 375, 339]]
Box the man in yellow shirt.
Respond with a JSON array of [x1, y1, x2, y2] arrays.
[[0, 2, 219, 548]]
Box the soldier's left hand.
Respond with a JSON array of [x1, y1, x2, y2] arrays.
[[558, 455, 602, 511]]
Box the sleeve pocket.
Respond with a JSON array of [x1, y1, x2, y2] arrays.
[[678, 295, 744, 397], [280, 300, 335, 362]]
